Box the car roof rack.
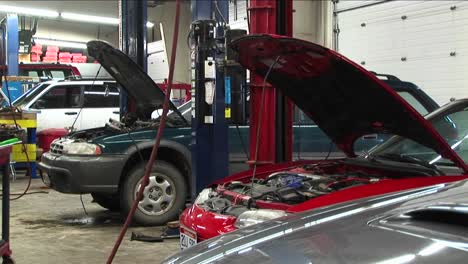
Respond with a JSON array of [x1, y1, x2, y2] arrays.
[[370, 71, 401, 81]]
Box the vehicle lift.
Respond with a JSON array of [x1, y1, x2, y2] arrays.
[[248, 0, 293, 166], [190, 0, 293, 196], [119, 0, 148, 115], [190, 0, 230, 198], [0, 14, 19, 264], [117, 0, 294, 242], [118, 0, 293, 200]]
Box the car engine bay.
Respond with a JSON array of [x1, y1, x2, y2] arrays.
[[197, 160, 436, 216], [66, 112, 187, 141], [227, 171, 375, 204]]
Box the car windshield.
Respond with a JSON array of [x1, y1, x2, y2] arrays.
[[151, 100, 190, 125], [368, 102, 468, 167], [13, 82, 51, 108]]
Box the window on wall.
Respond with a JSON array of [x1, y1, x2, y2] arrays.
[[34, 85, 82, 109], [83, 84, 120, 108]]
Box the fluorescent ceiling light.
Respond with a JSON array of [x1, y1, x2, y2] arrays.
[[61, 12, 119, 25], [0, 5, 59, 18], [34, 38, 87, 49], [61, 12, 154, 28]]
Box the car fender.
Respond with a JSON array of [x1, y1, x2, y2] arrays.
[[125, 139, 191, 163], [122, 139, 192, 190]]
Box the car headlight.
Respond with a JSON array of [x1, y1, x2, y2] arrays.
[[194, 188, 214, 205], [234, 209, 289, 229], [62, 143, 102, 155]]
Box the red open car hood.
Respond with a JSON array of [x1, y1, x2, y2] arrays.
[[230, 35, 466, 168]]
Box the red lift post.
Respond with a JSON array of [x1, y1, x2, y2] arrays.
[[248, 0, 293, 166]]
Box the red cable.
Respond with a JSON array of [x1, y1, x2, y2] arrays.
[[106, 0, 181, 262]]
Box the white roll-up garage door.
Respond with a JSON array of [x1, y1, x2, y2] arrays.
[[335, 0, 468, 105], [229, 0, 249, 32]]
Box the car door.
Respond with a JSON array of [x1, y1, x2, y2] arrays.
[[29, 84, 83, 131], [79, 83, 120, 130]]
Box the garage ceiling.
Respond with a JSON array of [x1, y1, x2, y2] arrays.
[[0, 0, 118, 17], [0, 0, 167, 45]]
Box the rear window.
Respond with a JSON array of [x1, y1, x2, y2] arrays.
[[28, 71, 39, 78], [397, 91, 429, 115], [19, 69, 46, 81], [50, 70, 66, 80]]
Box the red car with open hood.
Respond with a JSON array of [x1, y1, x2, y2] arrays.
[[179, 35, 468, 249]]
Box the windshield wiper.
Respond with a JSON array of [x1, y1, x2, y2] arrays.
[[369, 153, 444, 175]]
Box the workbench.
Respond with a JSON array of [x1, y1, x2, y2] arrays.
[[0, 112, 37, 178]]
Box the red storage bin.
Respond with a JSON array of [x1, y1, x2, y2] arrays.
[[42, 57, 57, 63], [46, 46, 59, 53], [59, 58, 72, 63], [45, 51, 57, 57], [59, 52, 71, 59], [31, 45, 43, 55], [30, 54, 41, 62], [37, 128, 68, 153], [73, 55, 87, 63]]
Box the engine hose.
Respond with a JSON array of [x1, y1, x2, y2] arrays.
[[106, 0, 181, 262]]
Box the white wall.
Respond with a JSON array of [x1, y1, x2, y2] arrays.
[[148, 1, 191, 84], [34, 19, 118, 45], [293, 0, 333, 48], [226, 0, 334, 47]]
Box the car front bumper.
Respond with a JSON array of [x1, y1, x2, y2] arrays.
[[38, 152, 127, 194], [179, 204, 238, 241]]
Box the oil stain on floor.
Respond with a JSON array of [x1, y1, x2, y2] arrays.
[[7, 177, 180, 263]]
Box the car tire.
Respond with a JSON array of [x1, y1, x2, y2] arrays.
[[91, 193, 121, 212], [121, 160, 187, 226]]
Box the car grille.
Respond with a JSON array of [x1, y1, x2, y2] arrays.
[[50, 142, 64, 155]]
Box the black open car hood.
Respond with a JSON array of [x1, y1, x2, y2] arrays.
[[87, 40, 182, 120], [230, 34, 465, 167]]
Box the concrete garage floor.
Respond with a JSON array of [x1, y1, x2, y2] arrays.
[[5, 174, 179, 263]]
